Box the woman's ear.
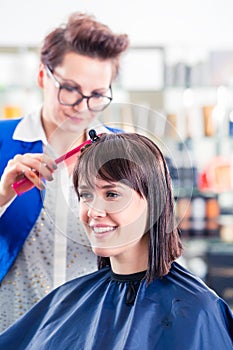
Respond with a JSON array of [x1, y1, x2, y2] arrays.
[[37, 63, 45, 88]]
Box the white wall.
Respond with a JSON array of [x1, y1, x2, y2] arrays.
[[0, 0, 233, 49]]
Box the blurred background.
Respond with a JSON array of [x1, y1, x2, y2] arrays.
[[0, 0, 233, 307]]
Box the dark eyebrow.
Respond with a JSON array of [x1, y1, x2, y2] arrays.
[[54, 71, 109, 94], [99, 184, 118, 190], [78, 185, 91, 190], [78, 183, 124, 191], [56, 73, 82, 89]]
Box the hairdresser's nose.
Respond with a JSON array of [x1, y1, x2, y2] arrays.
[[87, 198, 106, 219], [72, 97, 88, 113]]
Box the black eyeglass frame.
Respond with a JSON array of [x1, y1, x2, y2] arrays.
[[45, 65, 113, 112]]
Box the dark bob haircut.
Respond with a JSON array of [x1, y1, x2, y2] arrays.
[[73, 133, 183, 284]]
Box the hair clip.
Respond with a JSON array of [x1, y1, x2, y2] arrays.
[[89, 129, 100, 143]]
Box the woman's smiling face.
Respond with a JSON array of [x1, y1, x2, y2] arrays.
[[78, 177, 148, 259]]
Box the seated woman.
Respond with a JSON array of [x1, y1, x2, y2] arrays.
[[0, 132, 232, 349]]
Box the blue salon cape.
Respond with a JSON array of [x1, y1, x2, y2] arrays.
[[0, 262, 232, 349]]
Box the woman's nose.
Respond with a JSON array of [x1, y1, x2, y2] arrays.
[[87, 199, 106, 218]]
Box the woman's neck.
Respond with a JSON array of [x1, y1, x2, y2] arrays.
[[110, 236, 149, 275]]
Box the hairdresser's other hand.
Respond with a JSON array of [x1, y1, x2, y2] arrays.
[[0, 153, 57, 205]]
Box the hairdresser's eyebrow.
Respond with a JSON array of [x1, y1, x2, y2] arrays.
[[54, 71, 82, 88], [55, 71, 109, 93]]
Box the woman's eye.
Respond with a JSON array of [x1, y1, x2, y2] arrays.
[[79, 192, 93, 201], [106, 192, 120, 198]]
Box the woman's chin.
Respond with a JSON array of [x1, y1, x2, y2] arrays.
[[92, 247, 111, 258]]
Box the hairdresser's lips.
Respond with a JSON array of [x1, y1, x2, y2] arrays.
[[89, 225, 117, 239], [63, 107, 96, 125], [64, 112, 86, 123]]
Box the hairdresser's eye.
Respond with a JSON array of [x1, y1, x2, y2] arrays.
[[92, 92, 101, 97], [63, 85, 76, 92], [79, 192, 93, 201]]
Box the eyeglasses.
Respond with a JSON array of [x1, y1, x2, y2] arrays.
[[46, 65, 113, 112]]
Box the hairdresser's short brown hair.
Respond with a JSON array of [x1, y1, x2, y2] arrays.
[[40, 12, 129, 79]]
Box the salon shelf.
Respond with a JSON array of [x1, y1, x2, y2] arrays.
[[0, 45, 41, 118]]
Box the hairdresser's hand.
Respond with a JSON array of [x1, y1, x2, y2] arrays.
[[0, 153, 57, 205]]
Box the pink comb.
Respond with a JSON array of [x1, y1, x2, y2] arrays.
[[12, 139, 92, 195]]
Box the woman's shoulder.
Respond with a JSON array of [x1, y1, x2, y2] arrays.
[[167, 262, 218, 297], [157, 261, 229, 311], [144, 262, 232, 329], [53, 267, 111, 299], [144, 261, 222, 309]]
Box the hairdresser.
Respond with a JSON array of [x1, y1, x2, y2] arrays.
[[0, 12, 129, 332]]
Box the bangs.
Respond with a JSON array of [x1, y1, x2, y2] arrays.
[[76, 135, 148, 197]]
